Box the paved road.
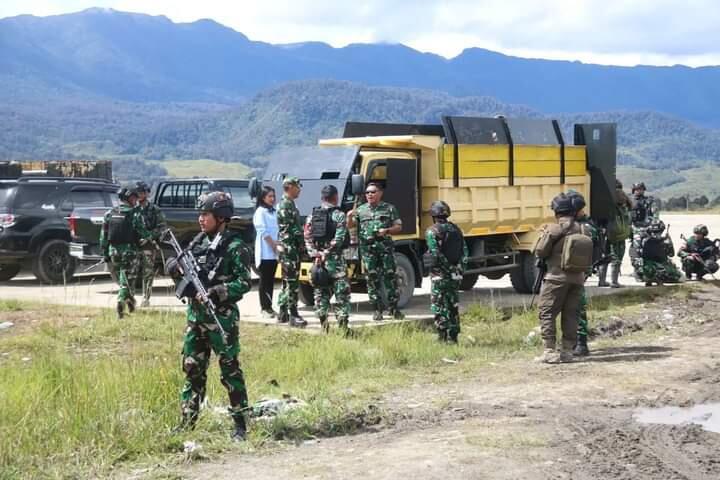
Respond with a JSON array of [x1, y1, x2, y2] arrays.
[[1, 214, 715, 330]]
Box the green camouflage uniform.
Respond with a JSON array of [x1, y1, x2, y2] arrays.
[[180, 231, 252, 423], [356, 201, 402, 313], [99, 204, 151, 305], [304, 204, 351, 331], [425, 221, 468, 341], [630, 193, 658, 265], [277, 193, 303, 316], [678, 236, 719, 279], [608, 193, 632, 268], [632, 229, 681, 284], [138, 201, 167, 304], [575, 214, 600, 338]]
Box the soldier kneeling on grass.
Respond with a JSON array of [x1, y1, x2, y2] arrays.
[[423, 200, 468, 343], [533, 193, 594, 364]]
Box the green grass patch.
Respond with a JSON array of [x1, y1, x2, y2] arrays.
[[152, 159, 251, 178], [0, 288, 671, 479], [0, 299, 23, 312]]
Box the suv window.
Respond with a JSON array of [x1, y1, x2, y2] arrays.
[[62, 190, 108, 210], [158, 182, 208, 208], [13, 184, 63, 211], [222, 185, 253, 209], [0, 185, 16, 211]]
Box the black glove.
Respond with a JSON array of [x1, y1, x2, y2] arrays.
[[207, 284, 228, 303]]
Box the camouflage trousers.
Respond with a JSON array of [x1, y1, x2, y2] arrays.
[[430, 274, 461, 339], [609, 240, 627, 267], [181, 309, 248, 421], [360, 241, 399, 311], [139, 248, 157, 302], [632, 258, 682, 284], [314, 258, 351, 329], [576, 286, 589, 338], [277, 247, 300, 314], [681, 256, 718, 279], [109, 245, 141, 304]]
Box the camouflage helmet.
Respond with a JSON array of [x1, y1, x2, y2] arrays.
[[196, 191, 234, 219], [694, 224, 709, 236], [632, 182, 646, 193], [134, 181, 150, 193], [118, 185, 138, 202], [282, 176, 302, 188], [430, 200, 451, 218], [647, 219, 666, 234], [550, 193, 575, 215], [566, 190, 586, 212]]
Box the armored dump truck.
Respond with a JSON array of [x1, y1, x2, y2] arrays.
[[256, 117, 616, 308]]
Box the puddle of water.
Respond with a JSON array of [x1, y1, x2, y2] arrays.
[[633, 403, 720, 433]]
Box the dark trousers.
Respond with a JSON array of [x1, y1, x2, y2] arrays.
[[258, 259, 278, 311]]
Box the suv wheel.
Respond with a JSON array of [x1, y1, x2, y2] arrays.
[[0, 264, 21, 282], [33, 239, 76, 284]]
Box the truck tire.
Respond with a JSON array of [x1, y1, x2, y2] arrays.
[[33, 239, 76, 284], [299, 283, 315, 307], [510, 252, 538, 294], [482, 271, 506, 280], [0, 264, 21, 282], [394, 252, 416, 309], [459, 273, 479, 290]]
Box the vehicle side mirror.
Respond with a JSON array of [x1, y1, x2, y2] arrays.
[[351, 174, 365, 196], [248, 177, 261, 199]]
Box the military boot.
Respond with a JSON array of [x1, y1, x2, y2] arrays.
[[597, 264, 610, 287], [127, 297, 136, 314], [573, 335, 590, 356], [116, 301, 124, 319], [560, 341, 575, 362], [231, 415, 247, 442], [610, 264, 622, 288], [277, 309, 290, 324], [534, 348, 560, 364], [437, 329, 448, 342], [389, 308, 405, 320], [289, 308, 307, 328], [319, 316, 329, 334], [448, 330, 459, 344], [372, 304, 384, 321]]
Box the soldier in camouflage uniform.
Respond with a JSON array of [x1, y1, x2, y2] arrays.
[[135, 181, 167, 307], [678, 224, 720, 280], [567, 191, 601, 356], [631, 219, 681, 285], [424, 201, 468, 343], [166, 192, 252, 441], [100, 186, 152, 319], [276, 176, 307, 328], [304, 185, 351, 334], [629, 182, 659, 269], [598, 180, 632, 288], [347, 182, 404, 321]]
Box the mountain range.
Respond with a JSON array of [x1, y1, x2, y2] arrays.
[[2, 8, 720, 127]]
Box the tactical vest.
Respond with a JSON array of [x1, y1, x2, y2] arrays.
[[107, 209, 137, 246], [311, 206, 349, 248], [190, 231, 237, 290], [642, 237, 666, 262], [432, 223, 464, 264]]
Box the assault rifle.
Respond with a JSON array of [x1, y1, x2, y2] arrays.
[[162, 229, 227, 340], [529, 258, 546, 308]]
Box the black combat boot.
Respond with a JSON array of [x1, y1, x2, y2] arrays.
[[597, 264, 610, 287], [573, 335, 590, 356], [372, 310, 383, 321], [389, 308, 405, 320], [116, 301, 124, 319], [127, 296, 136, 314], [610, 264, 622, 288], [319, 316, 329, 334], [448, 331, 459, 344], [277, 309, 289, 324], [289, 308, 307, 328], [437, 329, 448, 342], [231, 415, 247, 442]]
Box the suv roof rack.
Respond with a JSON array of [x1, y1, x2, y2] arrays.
[[16, 176, 116, 184]]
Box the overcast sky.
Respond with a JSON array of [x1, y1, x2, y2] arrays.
[[2, 0, 719, 67]]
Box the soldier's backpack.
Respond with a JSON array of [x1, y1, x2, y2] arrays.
[[310, 207, 349, 248], [560, 223, 594, 273], [641, 237, 666, 262], [107, 209, 137, 245]]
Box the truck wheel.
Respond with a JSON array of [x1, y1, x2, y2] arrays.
[[0, 264, 21, 282], [510, 252, 537, 294], [483, 271, 506, 280], [33, 239, 76, 284], [459, 273, 479, 290], [299, 283, 315, 307], [394, 252, 416, 309]]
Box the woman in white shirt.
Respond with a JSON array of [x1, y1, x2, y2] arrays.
[[253, 186, 279, 318]]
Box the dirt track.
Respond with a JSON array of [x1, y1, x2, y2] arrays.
[[184, 282, 720, 480]]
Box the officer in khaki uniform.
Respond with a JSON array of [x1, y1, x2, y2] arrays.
[[533, 193, 592, 364]]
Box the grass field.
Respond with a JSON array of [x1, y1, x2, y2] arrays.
[[618, 163, 720, 201], [0, 289, 674, 479], [152, 159, 252, 178]]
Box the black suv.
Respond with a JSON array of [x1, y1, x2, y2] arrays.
[[0, 177, 119, 283]]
